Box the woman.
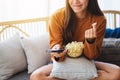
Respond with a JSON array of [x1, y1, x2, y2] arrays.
[[30, 0, 120, 80]]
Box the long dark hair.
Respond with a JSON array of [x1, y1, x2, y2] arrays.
[[63, 0, 104, 45]]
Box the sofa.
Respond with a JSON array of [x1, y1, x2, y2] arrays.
[[1, 33, 119, 80]]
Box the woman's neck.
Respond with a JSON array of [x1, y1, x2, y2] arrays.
[[75, 10, 87, 19]]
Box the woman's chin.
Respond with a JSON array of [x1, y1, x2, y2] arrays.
[[73, 10, 82, 13]]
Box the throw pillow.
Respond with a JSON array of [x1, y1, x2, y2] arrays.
[[21, 33, 50, 73], [50, 57, 98, 80], [0, 34, 27, 80], [105, 28, 120, 38], [102, 38, 120, 48]]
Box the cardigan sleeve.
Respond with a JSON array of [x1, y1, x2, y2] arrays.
[[84, 17, 106, 59], [49, 10, 64, 49]]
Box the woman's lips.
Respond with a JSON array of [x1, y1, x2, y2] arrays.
[[72, 5, 82, 8]]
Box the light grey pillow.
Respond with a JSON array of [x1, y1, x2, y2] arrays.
[[0, 34, 27, 80], [50, 57, 98, 80], [21, 33, 50, 73]]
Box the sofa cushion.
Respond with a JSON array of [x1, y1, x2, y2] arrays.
[[0, 34, 27, 80], [102, 38, 120, 48], [8, 70, 30, 80], [21, 33, 50, 73]]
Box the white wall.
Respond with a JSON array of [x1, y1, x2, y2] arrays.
[[98, 0, 120, 10], [0, 0, 120, 22], [0, 0, 49, 22], [49, 0, 65, 15]]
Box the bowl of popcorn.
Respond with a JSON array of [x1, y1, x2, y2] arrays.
[[65, 41, 84, 58]]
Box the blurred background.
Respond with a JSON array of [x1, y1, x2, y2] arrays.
[[0, 0, 120, 22]]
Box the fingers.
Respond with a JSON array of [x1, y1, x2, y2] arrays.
[[51, 44, 67, 62], [50, 52, 60, 61], [51, 54, 63, 62], [52, 44, 60, 50], [92, 22, 97, 30], [51, 44, 61, 61], [52, 49, 67, 59], [51, 44, 61, 58], [60, 49, 67, 56], [92, 22, 97, 36], [85, 22, 97, 39], [85, 28, 96, 39]]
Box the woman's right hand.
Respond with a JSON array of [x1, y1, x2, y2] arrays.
[[50, 44, 67, 62], [85, 23, 97, 43]]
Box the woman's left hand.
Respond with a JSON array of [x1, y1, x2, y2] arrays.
[[85, 23, 97, 43]]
